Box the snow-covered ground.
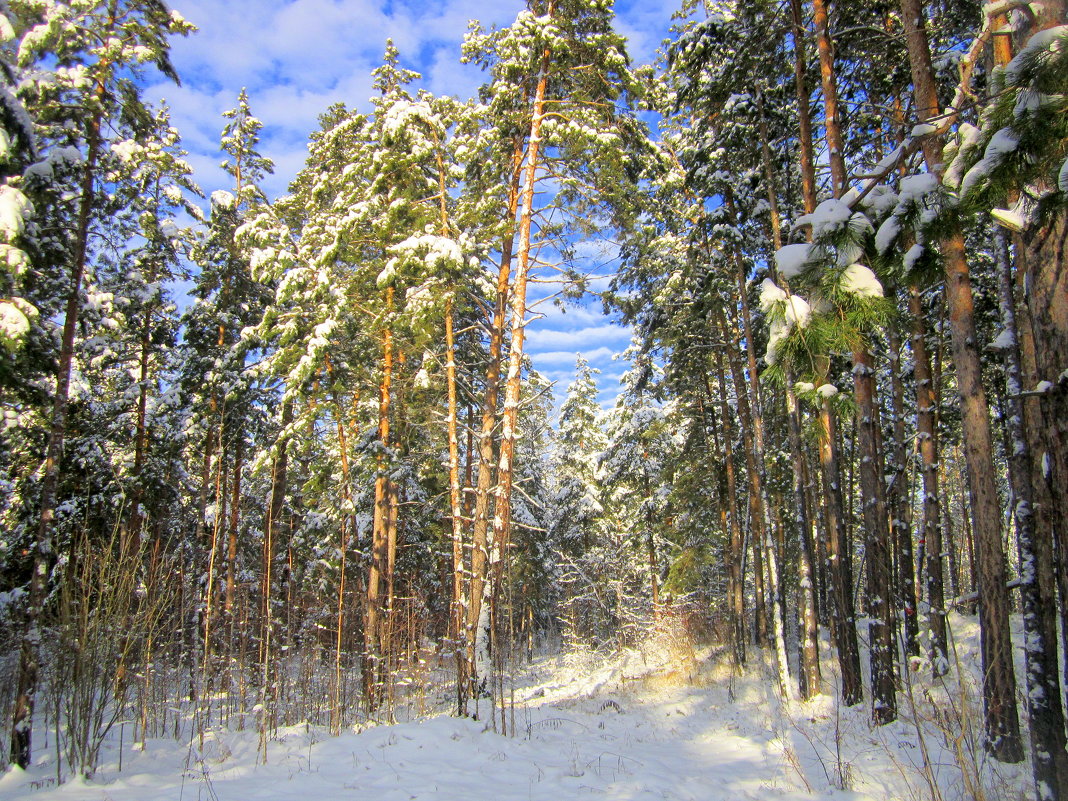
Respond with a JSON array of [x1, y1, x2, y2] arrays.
[[0, 616, 1032, 801]]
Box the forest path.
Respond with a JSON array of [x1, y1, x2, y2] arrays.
[[0, 645, 876, 801]]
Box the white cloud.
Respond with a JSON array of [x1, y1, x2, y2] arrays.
[[156, 0, 664, 410], [526, 323, 630, 351], [529, 346, 615, 366]]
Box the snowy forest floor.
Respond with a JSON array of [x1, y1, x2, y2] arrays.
[[0, 614, 1034, 801]]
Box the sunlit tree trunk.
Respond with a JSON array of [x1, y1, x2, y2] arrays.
[[364, 287, 395, 709], [899, 0, 1021, 760], [467, 136, 525, 704], [811, 0, 866, 710], [709, 362, 746, 668], [486, 33, 552, 696]]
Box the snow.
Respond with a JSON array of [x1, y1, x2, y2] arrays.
[[758, 277, 787, 311], [0, 611, 1043, 801], [0, 647, 848, 801], [210, 190, 236, 210], [943, 123, 982, 190], [0, 299, 31, 348], [816, 383, 838, 398], [0, 243, 30, 275], [898, 172, 939, 203], [961, 129, 1019, 196], [988, 328, 1015, 351], [0, 185, 33, 241], [774, 243, 812, 278], [874, 215, 900, 255], [991, 206, 1026, 232], [903, 244, 925, 272], [783, 294, 811, 328], [1005, 25, 1068, 84], [110, 139, 141, 162], [0, 13, 15, 44], [839, 264, 883, 298], [794, 198, 852, 238]]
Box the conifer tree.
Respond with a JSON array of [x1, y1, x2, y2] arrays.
[[898, 0, 1023, 761], [462, 0, 644, 696], [8, 0, 192, 767]]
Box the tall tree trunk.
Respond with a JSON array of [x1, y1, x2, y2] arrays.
[[11, 98, 104, 769], [899, 0, 1022, 761], [725, 190, 781, 659], [125, 313, 153, 559], [445, 298, 467, 708], [486, 31, 552, 693], [993, 231, 1068, 799], [789, 0, 818, 219], [814, 0, 889, 715], [467, 136, 525, 704], [909, 286, 947, 675], [226, 436, 244, 616], [787, 385, 822, 699], [757, 89, 821, 698], [709, 362, 746, 668], [887, 323, 919, 661], [364, 287, 395, 709], [853, 349, 897, 724], [259, 397, 291, 746], [818, 394, 864, 707], [717, 309, 792, 701]]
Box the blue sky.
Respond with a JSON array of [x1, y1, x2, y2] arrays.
[[148, 0, 676, 408]]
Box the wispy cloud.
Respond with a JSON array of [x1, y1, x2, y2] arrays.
[[160, 0, 664, 408]]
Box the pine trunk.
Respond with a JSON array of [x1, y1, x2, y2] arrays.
[[887, 323, 919, 661], [487, 33, 552, 692], [994, 231, 1068, 799], [364, 288, 395, 708], [445, 298, 467, 709], [819, 397, 864, 707], [710, 361, 746, 667], [853, 350, 897, 724], [718, 310, 792, 700], [125, 315, 153, 558], [226, 436, 244, 616], [11, 100, 103, 769], [899, 0, 1022, 760], [909, 287, 947, 675], [757, 83, 821, 695], [467, 136, 525, 703]]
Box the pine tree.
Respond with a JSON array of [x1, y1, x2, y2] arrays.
[[8, 0, 192, 768], [898, 0, 1023, 761], [462, 0, 645, 697]]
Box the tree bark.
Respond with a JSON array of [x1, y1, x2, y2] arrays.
[[467, 135, 525, 703], [486, 29, 553, 694], [818, 395, 864, 707], [909, 287, 947, 675], [710, 357, 746, 668], [814, 0, 890, 716], [993, 231, 1068, 799], [364, 287, 395, 709], [11, 96, 104, 769], [887, 323, 919, 661], [853, 349, 897, 724], [899, 0, 1022, 760]]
